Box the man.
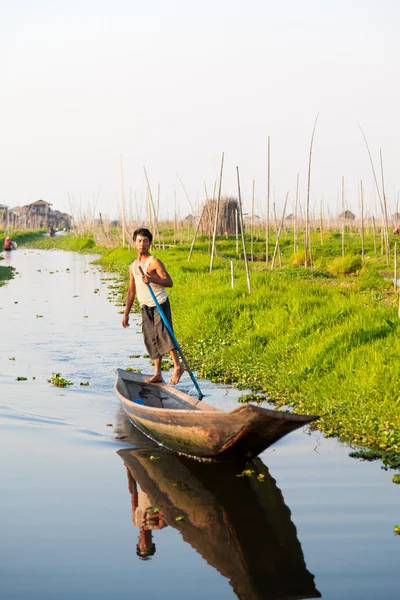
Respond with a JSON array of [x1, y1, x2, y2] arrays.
[[121, 228, 184, 385]]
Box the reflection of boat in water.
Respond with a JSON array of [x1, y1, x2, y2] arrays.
[[115, 369, 319, 459], [118, 443, 321, 600]]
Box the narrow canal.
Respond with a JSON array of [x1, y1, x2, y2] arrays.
[[0, 249, 398, 600]]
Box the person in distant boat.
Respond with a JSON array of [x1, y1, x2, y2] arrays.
[[122, 228, 184, 385], [48, 226, 55, 236], [3, 236, 14, 251], [393, 225, 400, 235]]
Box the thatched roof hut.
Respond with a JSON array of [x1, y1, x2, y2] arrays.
[[200, 197, 241, 235], [338, 210, 356, 221]]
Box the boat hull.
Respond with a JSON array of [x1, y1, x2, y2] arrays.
[[115, 369, 319, 459]]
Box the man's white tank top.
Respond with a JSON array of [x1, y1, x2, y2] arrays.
[[131, 256, 168, 308]]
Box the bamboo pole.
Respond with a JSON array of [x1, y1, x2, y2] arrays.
[[272, 199, 282, 267], [294, 173, 299, 254], [305, 114, 319, 268], [251, 179, 255, 262], [188, 205, 205, 261], [209, 152, 224, 273], [373, 216, 377, 255], [358, 124, 389, 262], [341, 176, 345, 258], [230, 260, 234, 288], [235, 207, 239, 255], [394, 242, 397, 292], [236, 166, 251, 293], [380, 149, 390, 261], [120, 154, 126, 246], [174, 190, 177, 246], [319, 199, 323, 246], [143, 167, 159, 238], [177, 173, 195, 214], [271, 192, 289, 269], [360, 180, 365, 261], [265, 136, 270, 265]]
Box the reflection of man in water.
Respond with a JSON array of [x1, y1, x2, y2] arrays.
[[126, 467, 167, 559]]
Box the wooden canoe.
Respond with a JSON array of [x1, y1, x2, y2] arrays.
[[114, 369, 319, 459], [118, 445, 321, 599]]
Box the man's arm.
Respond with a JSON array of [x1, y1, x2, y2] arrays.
[[142, 258, 173, 288], [122, 266, 136, 328]]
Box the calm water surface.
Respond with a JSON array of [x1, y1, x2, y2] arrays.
[[0, 249, 398, 600]]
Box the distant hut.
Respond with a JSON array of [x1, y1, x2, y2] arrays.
[[200, 197, 241, 236], [391, 212, 400, 223], [0, 204, 8, 224], [338, 210, 356, 221]]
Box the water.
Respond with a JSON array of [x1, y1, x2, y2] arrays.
[[0, 249, 399, 600]]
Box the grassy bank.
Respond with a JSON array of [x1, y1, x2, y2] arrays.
[[17, 230, 400, 467]]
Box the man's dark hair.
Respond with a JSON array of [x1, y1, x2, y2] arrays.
[[132, 228, 153, 243]]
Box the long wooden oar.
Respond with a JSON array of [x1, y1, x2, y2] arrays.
[[139, 267, 203, 400]]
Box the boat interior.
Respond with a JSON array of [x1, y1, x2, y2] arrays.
[[116, 370, 206, 411]]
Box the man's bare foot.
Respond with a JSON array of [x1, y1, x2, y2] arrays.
[[169, 366, 185, 385], [145, 375, 163, 384]]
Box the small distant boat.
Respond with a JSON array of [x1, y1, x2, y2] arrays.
[[2, 241, 17, 251], [114, 369, 319, 459]]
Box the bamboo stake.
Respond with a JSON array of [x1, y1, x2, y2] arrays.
[[373, 216, 377, 255], [341, 176, 345, 258], [143, 167, 159, 238], [294, 173, 299, 254], [271, 192, 289, 269], [177, 173, 195, 214], [360, 180, 365, 261], [394, 242, 397, 291], [272, 200, 282, 267], [120, 154, 126, 246], [236, 166, 251, 293], [380, 149, 390, 261], [319, 199, 323, 246], [207, 182, 216, 255], [235, 207, 239, 255], [358, 124, 389, 262], [209, 152, 224, 273], [305, 114, 319, 267], [265, 136, 270, 264], [230, 260, 234, 288], [188, 205, 205, 261], [174, 190, 177, 246], [251, 179, 255, 262]]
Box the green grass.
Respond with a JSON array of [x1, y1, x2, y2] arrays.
[[14, 228, 400, 466]]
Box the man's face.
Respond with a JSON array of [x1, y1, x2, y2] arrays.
[[134, 235, 151, 254]]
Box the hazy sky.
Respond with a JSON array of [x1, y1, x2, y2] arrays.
[[1, 0, 399, 220]]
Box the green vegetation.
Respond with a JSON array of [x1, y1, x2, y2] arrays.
[[14, 228, 400, 467], [47, 373, 73, 387], [0, 264, 14, 286]]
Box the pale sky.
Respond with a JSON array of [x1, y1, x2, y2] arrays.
[[1, 0, 399, 220]]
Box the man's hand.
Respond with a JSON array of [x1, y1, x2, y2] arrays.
[[122, 314, 130, 328]]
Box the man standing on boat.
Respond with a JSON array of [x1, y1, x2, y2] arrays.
[[122, 228, 184, 385]]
